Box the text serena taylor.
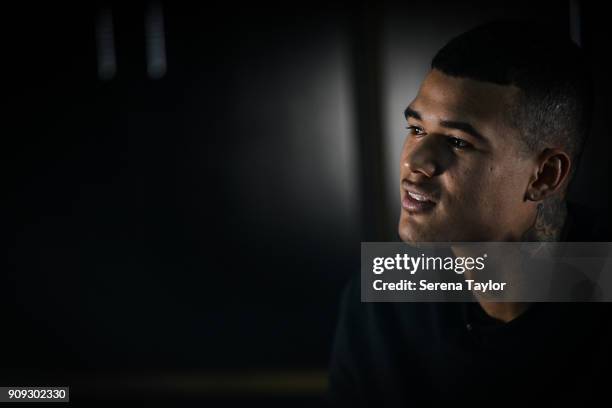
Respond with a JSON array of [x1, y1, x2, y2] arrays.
[[373, 279, 507, 293]]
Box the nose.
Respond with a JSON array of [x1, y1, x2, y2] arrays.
[[401, 134, 441, 178]]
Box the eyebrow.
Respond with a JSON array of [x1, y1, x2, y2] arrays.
[[404, 106, 487, 143]]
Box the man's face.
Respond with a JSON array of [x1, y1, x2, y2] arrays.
[[399, 69, 536, 242]]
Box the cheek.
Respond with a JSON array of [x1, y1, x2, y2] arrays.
[[443, 160, 521, 213], [489, 160, 531, 202], [441, 164, 486, 210], [484, 165, 529, 220]]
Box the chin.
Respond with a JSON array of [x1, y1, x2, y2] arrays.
[[398, 215, 470, 242], [398, 219, 433, 242]]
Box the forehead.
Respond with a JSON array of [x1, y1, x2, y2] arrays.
[[410, 69, 519, 136]]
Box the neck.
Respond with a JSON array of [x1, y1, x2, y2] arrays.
[[521, 194, 568, 242], [478, 196, 568, 323]]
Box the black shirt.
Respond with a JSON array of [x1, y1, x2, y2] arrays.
[[327, 202, 612, 407]]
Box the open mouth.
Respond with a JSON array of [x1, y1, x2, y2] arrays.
[[402, 190, 436, 213]]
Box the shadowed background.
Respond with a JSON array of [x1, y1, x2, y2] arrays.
[[3, 0, 610, 405]]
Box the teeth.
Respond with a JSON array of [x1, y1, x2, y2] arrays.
[[408, 191, 429, 202]]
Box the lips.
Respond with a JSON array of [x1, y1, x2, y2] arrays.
[[401, 180, 438, 213]]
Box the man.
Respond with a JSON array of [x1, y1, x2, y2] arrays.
[[328, 20, 611, 406]]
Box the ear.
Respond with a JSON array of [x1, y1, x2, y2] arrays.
[[525, 148, 572, 202]]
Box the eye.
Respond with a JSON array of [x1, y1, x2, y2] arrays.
[[405, 125, 425, 136], [447, 137, 471, 149]]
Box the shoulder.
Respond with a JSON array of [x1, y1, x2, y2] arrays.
[[335, 273, 437, 334], [328, 274, 466, 406], [332, 273, 462, 354]]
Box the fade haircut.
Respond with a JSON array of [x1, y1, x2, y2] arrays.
[[431, 20, 593, 178]]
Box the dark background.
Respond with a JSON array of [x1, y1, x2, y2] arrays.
[[4, 0, 611, 405]]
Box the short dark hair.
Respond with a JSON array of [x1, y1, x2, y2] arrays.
[[431, 20, 593, 170]]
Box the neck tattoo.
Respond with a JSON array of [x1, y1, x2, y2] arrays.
[[521, 195, 567, 242]]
